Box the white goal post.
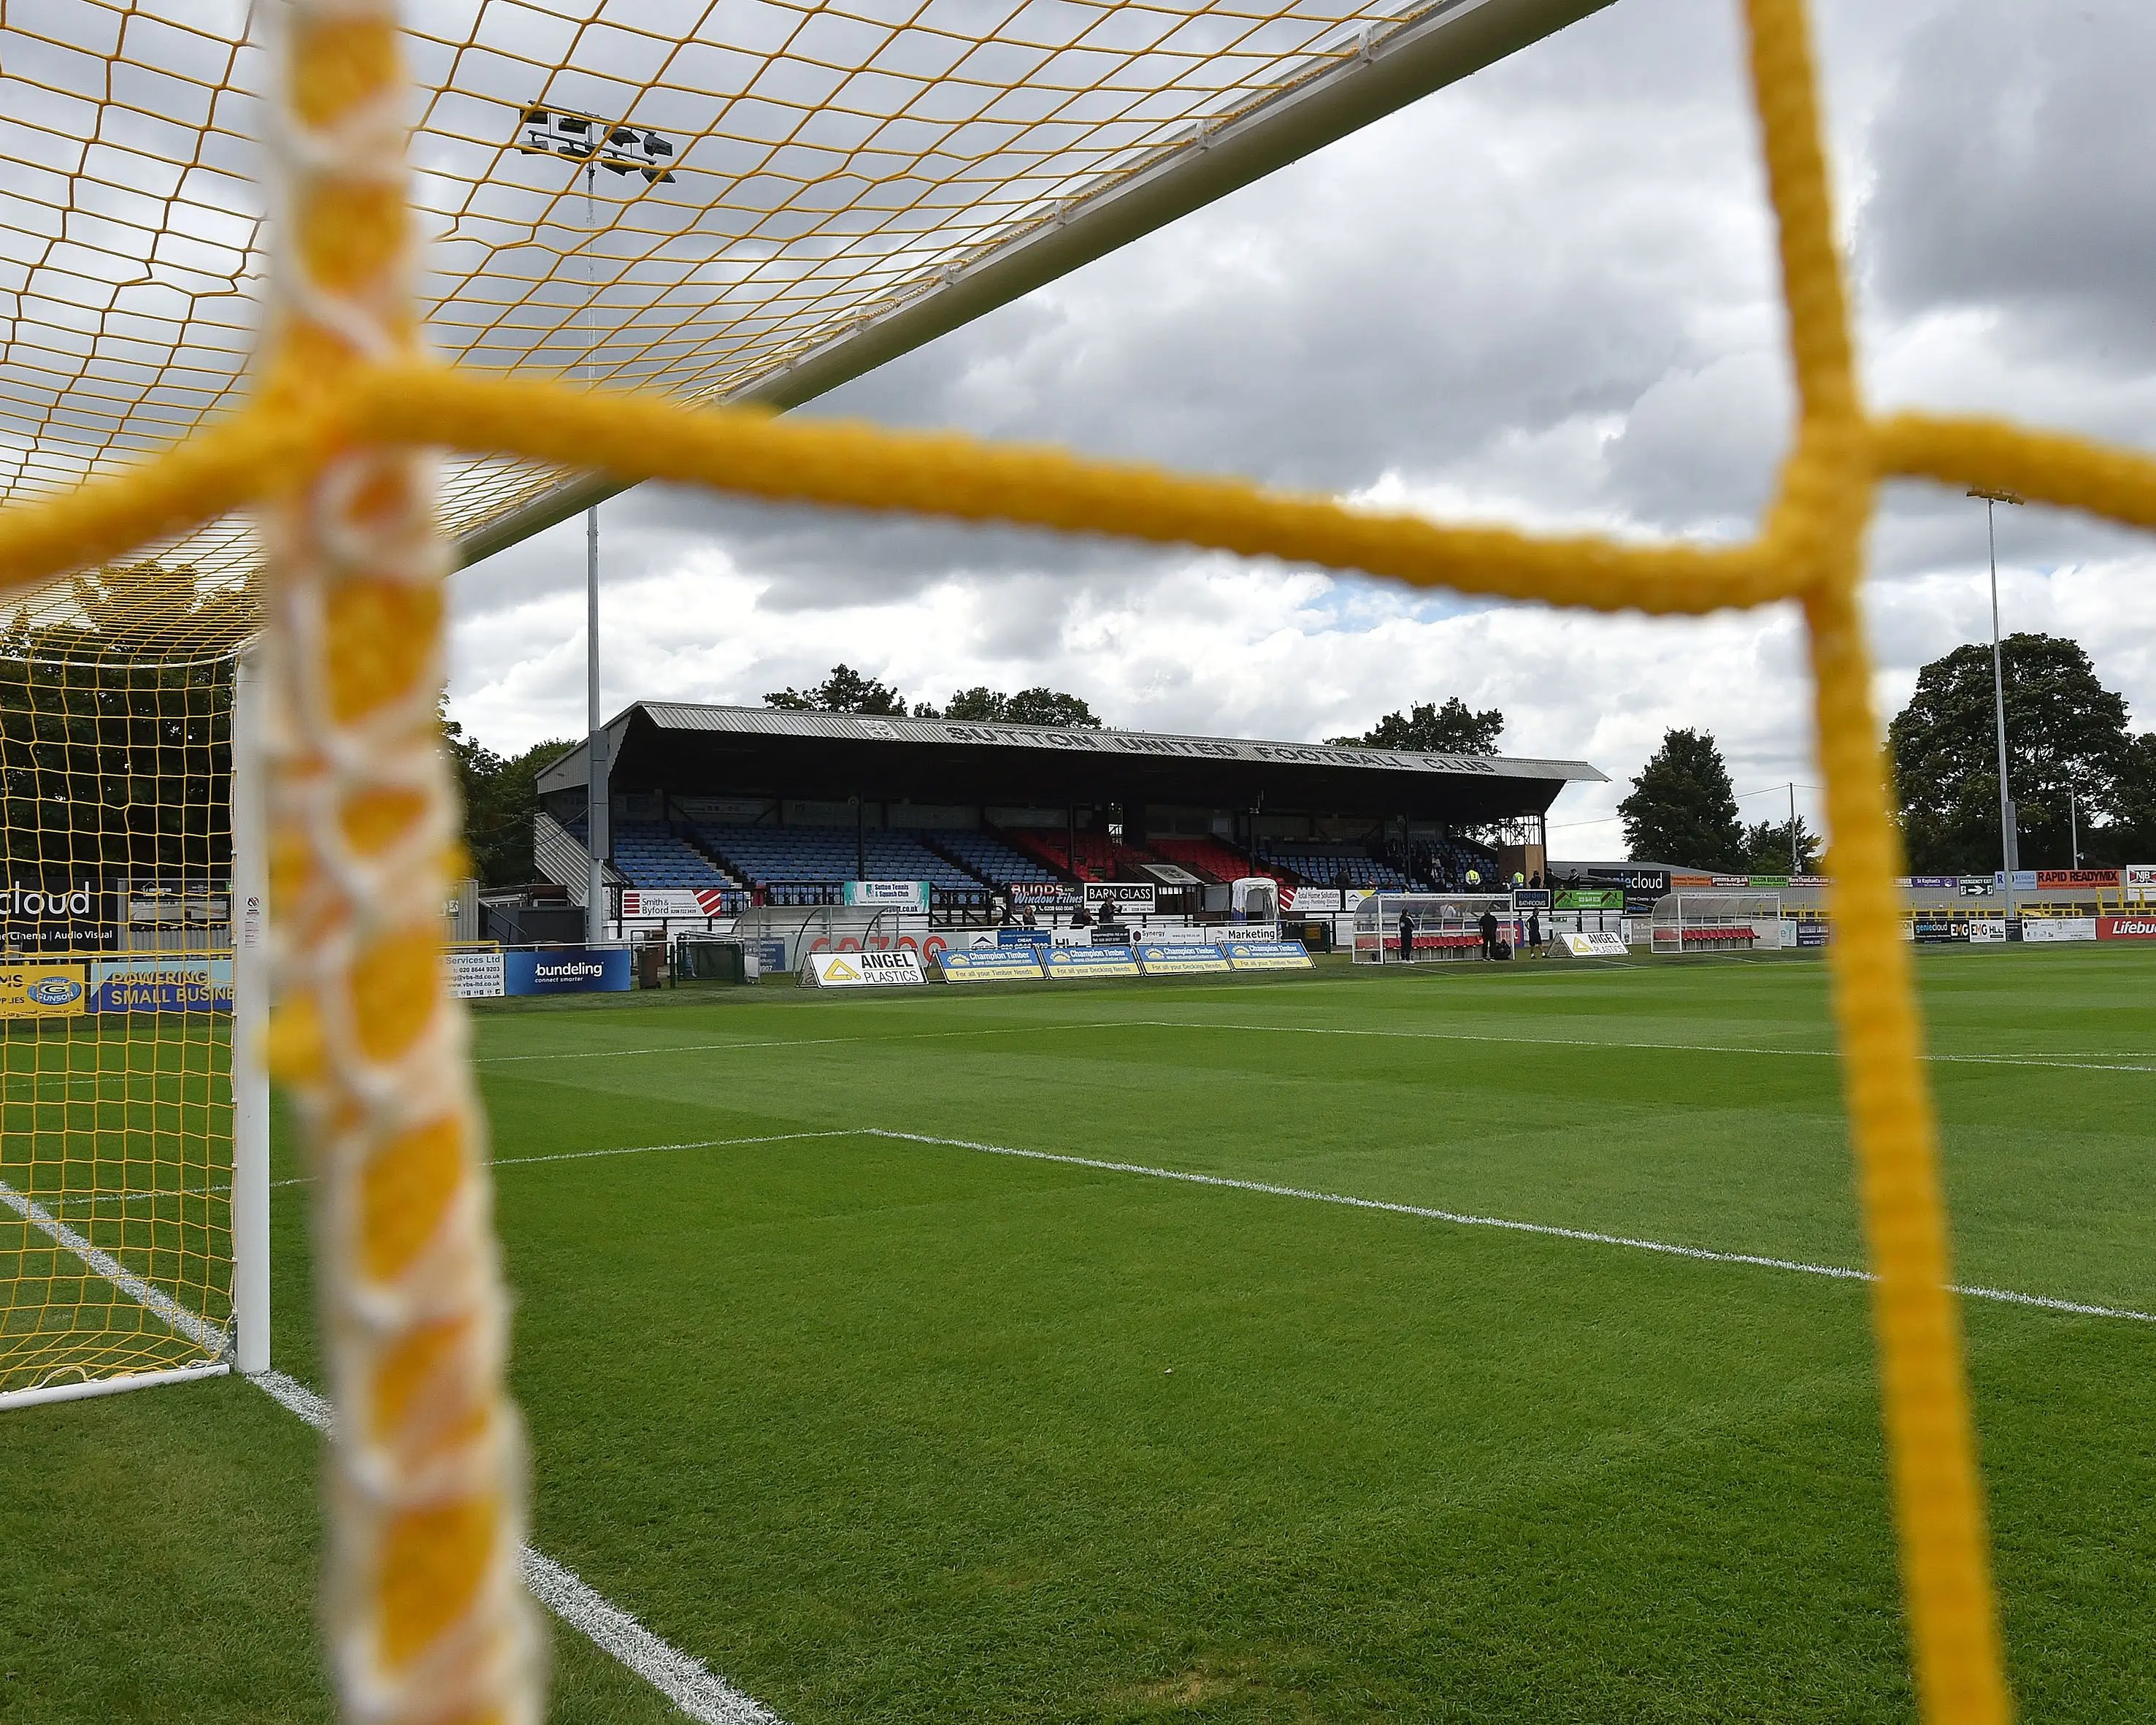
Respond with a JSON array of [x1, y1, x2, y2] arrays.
[[1352, 892, 1522, 962], [1649, 892, 1783, 955]]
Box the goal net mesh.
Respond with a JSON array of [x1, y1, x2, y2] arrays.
[[0, 565, 253, 1397], [1, 0, 2142, 1718]]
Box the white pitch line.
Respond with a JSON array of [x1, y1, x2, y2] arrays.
[[472, 1020, 1130, 1067], [7, 1192, 790, 1725], [471, 1128, 2156, 1328], [1116, 1019, 2156, 1075], [468, 1016, 2156, 1076], [253, 1369, 784, 1725]]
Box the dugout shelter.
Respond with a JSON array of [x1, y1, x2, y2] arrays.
[[534, 701, 1604, 920]]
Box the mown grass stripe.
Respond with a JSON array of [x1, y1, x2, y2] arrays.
[[470, 1128, 2156, 1328]]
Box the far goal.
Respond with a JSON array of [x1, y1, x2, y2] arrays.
[[1352, 892, 1519, 963], [1649, 892, 1783, 955]]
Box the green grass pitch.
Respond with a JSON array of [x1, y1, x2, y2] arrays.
[[2, 946, 2152, 1723]]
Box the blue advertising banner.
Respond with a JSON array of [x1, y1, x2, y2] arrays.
[[1221, 939, 1314, 971], [89, 957, 234, 1013], [1043, 944, 1142, 979], [938, 948, 1045, 982], [997, 927, 1054, 949], [1135, 943, 1232, 975], [504, 946, 634, 995]]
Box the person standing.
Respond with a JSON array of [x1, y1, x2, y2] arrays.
[[1527, 909, 1543, 955], [1478, 905, 1499, 960], [1398, 907, 1416, 965]]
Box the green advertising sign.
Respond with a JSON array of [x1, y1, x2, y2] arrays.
[[1554, 888, 1625, 911]]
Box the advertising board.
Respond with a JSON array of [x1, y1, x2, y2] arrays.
[[2033, 869, 2121, 890], [843, 880, 931, 910], [0, 963, 87, 1019], [805, 949, 926, 987], [1010, 881, 1078, 905], [1083, 881, 1156, 915], [0, 881, 122, 953], [1554, 887, 1624, 911], [1221, 939, 1313, 971], [1795, 920, 1831, 947], [2097, 915, 2156, 941], [1511, 888, 1552, 909], [619, 888, 731, 919], [2021, 918, 2098, 944], [1136, 943, 1234, 975], [447, 949, 507, 998], [87, 957, 234, 1013], [1562, 931, 1629, 958], [2127, 864, 2156, 892], [1995, 870, 2039, 891], [504, 946, 634, 994], [1044, 945, 1143, 979], [1908, 876, 1961, 890], [1281, 887, 1343, 913], [1911, 918, 1968, 944], [937, 948, 1045, 982]]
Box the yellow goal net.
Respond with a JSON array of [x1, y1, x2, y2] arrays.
[[4, 1, 2154, 1722]]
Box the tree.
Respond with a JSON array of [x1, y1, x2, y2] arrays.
[[440, 703, 574, 886], [1888, 633, 2132, 873], [1742, 815, 1821, 876], [1619, 729, 1746, 869], [2090, 732, 2156, 865], [941, 685, 1102, 728], [763, 664, 912, 715], [1327, 697, 1503, 754]]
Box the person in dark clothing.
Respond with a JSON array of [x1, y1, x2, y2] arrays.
[[1398, 909, 1416, 965], [1527, 909, 1543, 955], [1478, 906, 1500, 960]]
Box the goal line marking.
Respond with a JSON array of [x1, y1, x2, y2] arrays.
[[251, 1372, 785, 1725], [477, 1129, 2156, 1328], [0, 1178, 225, 1353], [3, 1184, 787, 1725]]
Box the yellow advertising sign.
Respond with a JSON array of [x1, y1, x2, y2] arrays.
[[0, 964, 88, 1019]]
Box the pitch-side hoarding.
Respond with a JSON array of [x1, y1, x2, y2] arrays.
[[805, 949, 927, 987], [1135, 943, 1235, 975], [937, 948, 1045, 982]]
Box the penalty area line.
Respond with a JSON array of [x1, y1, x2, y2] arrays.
[[851, 1130, 2156, 1326], [472, 1129, 2156, 1328]]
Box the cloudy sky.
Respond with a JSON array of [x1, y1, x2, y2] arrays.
[[444, 0, 2156, 854]]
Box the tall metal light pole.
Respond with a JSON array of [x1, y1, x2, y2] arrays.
[[515, 107, 677, 946], [1969, 487, 2024, 917], [583, 160, 606, 945]]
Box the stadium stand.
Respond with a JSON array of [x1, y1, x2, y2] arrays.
[[608, 822, 741, 892], [1013, 829, 1160, 883], [1256, 842, 1407, 889], [1148, 835, 1284, 885], [695, 825, 989, 908], [934, 829, 1069, 890]]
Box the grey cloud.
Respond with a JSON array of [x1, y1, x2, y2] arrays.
[[1862, 0, 2156, 364]]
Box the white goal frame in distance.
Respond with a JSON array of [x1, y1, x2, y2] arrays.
[[1649, 892, 1784, 956], [0, 647, 270, 1411], [1352, 891, 1519, 963]]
